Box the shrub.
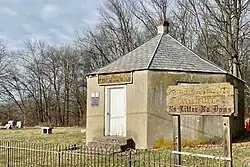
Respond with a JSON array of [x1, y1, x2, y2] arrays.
[[200, 136, 222, 145], [153, 136, 222, 149], [153, 138, 172, 149]]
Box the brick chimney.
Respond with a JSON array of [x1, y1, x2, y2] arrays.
[[157, 20, 169, 34]]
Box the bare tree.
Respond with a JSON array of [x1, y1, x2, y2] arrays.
[[170, 0, 196, 48], [129, 0, 172, 38], [187, 0, 250, 78], [76, 0, 141, 70]]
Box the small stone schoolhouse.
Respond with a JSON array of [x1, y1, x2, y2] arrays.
[[86, 21, 245, 149]]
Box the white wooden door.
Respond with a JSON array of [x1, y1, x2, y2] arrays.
[[105, 86, 126, 136]]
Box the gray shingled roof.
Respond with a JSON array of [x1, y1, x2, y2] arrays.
[[90, 33, 227, 75]]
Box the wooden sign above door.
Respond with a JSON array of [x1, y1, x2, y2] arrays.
[[98, 72, 133, 85], [166, 82, 235, 116]]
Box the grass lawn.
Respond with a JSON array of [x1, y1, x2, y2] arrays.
[[181, 143, 250, 166], [0, 127, 87, 166], [0, 126, 85, 145]]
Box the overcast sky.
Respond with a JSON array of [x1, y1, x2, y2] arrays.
[[0, 0, 103, 49]]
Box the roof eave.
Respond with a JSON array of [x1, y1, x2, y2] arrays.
[[87, 68, 226, 76], [86, 69, 246, 84], [226, 73, 246, 83]]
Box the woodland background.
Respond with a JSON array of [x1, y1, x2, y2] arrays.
[[0, 0, 249, 126]]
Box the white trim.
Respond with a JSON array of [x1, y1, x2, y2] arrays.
[[104, 87, 109, 136], [104, 85, 127, 137]]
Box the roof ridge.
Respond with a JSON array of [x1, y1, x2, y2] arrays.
[[167, 34, 228, 73], [147, 34, 164, 69], [118, 35, 158, 58], [96, 35, 161, 72]]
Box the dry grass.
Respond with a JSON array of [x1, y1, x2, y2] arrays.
[[0, 126, 85, 145]]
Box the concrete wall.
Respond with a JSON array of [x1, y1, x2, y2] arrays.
[[146, 71, 228, 148], [86, 71, 148, 149], [146, 71, 173, 148], [126, 71, 148, 148], [86, 76, 105, 143]]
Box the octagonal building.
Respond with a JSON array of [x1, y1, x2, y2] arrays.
[[86, 21, 245, 149]]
